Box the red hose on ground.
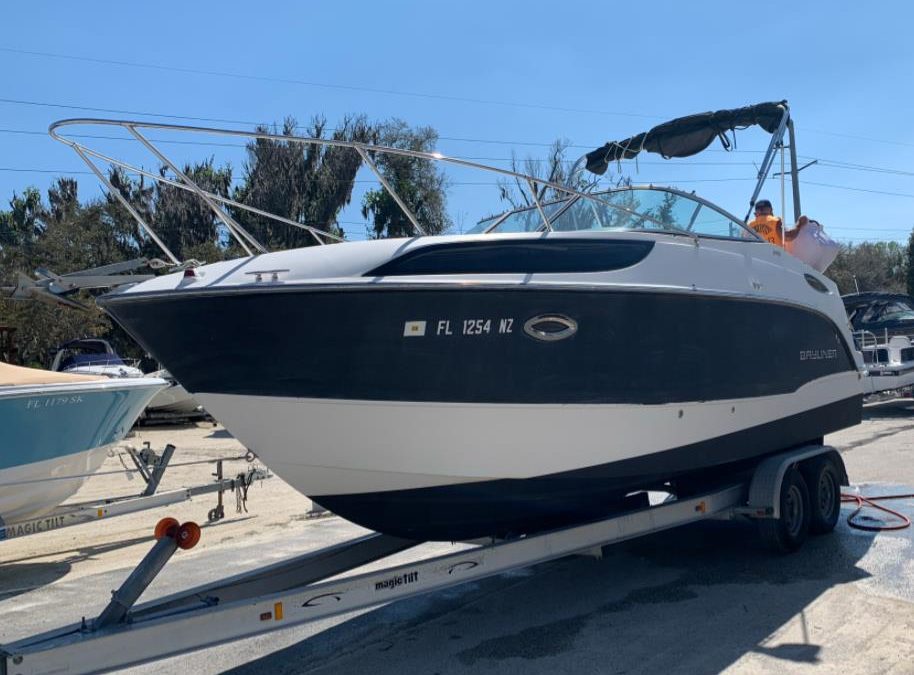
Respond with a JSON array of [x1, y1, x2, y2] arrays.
[[840, 493, 914, 531]]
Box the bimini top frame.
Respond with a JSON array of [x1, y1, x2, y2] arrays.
[[49, 118, 762, 267], [579, 101, 799, 223]]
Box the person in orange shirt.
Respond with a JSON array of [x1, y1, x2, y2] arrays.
[[748, 199, 808, 248]]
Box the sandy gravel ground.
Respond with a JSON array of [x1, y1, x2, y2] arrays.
[[0, 424, 320, 589]]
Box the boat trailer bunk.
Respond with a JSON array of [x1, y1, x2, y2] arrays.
[[1, 444, 847, 675], [0, 443, 270, 543]]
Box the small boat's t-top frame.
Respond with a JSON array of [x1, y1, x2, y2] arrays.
[[47, 110, 791, 266]]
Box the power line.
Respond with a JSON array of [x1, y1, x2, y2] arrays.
[[7, 48, 914, 155], [799, 126, 914, 149], [0, 98, 778, 153], [0, 127, 249, 149], [0, 97, 267, 127], [0, 128, 763, 166], [801, 180, 914, 199], [8, 48, 913, 154], [817, 159, 914, 178], [0, 97, 799, 155], [0, 167, 93, 174], [0, 168, 751, 187], [0, 47, 659, 120], [6, 165, 914, 205], [0, 98, 574, 148], [1, 168, 909, 238]]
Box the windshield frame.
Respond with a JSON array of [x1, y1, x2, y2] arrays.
[[477, 185, 761, 242]]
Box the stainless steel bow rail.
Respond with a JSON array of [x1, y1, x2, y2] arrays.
[[47, 118, 756, 266], [0, 444, 271, 543], [1, 445, 846, 675]]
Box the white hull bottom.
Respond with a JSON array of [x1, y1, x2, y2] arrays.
[[0, 446, 109, 524], [199, 371, 863, 497]]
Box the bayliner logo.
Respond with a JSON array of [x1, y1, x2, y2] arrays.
[[799, 349, 837, 361], [375, 570, 419, 592]]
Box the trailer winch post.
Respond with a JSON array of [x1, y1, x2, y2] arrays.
[[143, 444, 176, 497], [126, 443, 176, 497]]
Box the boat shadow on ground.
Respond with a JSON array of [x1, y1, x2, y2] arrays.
[[225, 519, 877, 675], [0, 533, 153, 568], [0, 561, 72, 600], [0, 515, 256, 598], [861, 400, 914, 420]]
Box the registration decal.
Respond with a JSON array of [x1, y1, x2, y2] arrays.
[[403, 318, 515, 338], [403, 320, 427, 337]]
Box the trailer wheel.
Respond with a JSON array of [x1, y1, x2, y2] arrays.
[[759, 466, 810, 553], [803, 455, 841, 535]]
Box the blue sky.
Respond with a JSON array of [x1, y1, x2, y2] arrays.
[[1, 0, 913, 245]]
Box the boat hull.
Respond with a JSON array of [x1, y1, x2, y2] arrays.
[[101, 286, 858, 404], [101, 284, 863, 540], [198, 380, 860, 540], [147, 377, 201, 414], [0, 446, 109, 523], [0, 378, 164, 524], [315, 395, 862, 540]]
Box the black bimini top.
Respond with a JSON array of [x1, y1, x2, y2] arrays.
[[585, 101, 788, 175]]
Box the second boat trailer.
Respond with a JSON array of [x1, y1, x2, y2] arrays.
[[0, 444, 847, 675], [0, 443, 270, 543]]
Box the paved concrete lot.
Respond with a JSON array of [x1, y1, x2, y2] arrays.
[[2, 404, 914, 674]]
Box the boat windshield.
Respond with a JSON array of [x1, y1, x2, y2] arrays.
[[860, 300, 914, 324], [469, 186, 754, 241]]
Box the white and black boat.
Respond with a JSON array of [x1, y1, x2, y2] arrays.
[[51, 101, 865, 540], [50, 338, 144, 379], [844, 292, 914, 390]]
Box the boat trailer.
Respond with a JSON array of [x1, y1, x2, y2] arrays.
[[0, 444, 846, 675], [0, 443, 270, 543]]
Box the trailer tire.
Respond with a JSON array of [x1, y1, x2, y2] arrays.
[[759, 466, 810, 553], [803, 455, 842, 535]]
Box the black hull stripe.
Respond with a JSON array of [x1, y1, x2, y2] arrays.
[[364, 239, 654, 276], [102, 288, 857, 404], [314, 394, 863, 541]]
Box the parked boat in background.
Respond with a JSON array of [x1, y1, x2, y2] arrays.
[[844, 292, 914, 392], [145, 368, 202, 415], [844, 292, 914, 340], [50, 338, 143, 379], [49, 340, 204, 419], [0, 363, 164, 524]]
